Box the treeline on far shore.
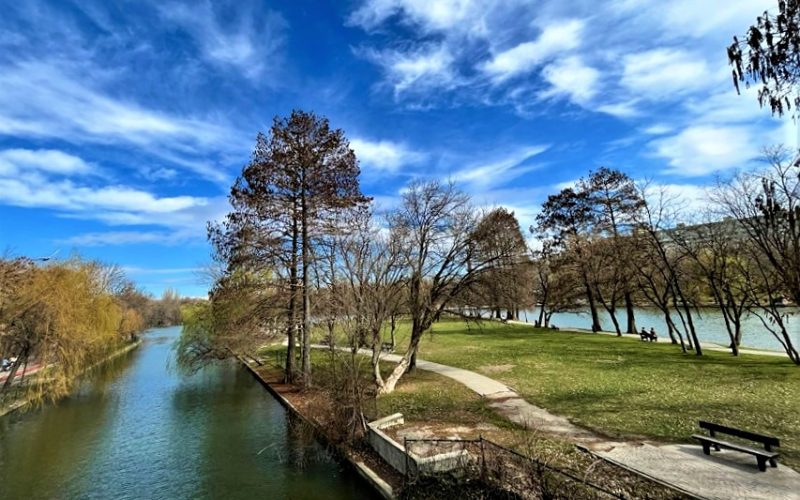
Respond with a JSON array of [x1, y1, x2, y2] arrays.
[[0, 255, 198, 405]]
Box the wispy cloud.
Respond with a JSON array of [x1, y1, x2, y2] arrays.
[[451, 144, 549, 190], [0, 60, 244, 184], [359, 44, 458, 99], [651, 125, 761, 177], [158, 0, 286, 81]]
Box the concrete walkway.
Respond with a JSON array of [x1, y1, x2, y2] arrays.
[[322, 344, 800, 499]]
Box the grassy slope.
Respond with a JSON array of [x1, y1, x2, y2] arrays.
[[389, 319, 800, 468]]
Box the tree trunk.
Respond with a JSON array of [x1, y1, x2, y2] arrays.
[[585, 281, 602, 332], [608, 308, 622, 336], [407, 348, 417, 373], [390, 314, 396, 349], [624, 291, 637, 334], [537, 302, 546, 327], [285, 216, 299, 383], [301, 180, 312, 386]]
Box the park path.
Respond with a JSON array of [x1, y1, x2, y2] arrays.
[[366, 348, 612, 447], [315, 344, 800, 499]]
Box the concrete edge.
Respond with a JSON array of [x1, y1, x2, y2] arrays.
[[576, 444, 705, 500], [370, 413, 404, 430], [241, 361, 395, 500]]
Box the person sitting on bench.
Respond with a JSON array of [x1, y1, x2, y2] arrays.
[[649, 327, 658, 342], [640, 327, 656, 342]]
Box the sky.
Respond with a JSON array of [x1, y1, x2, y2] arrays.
[[0, 0, 790, 298]]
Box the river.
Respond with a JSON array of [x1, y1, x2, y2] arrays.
[[0, 327, 379, 499], [521, 307, 798, 352]]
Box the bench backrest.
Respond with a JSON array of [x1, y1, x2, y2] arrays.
[[699, 421, 780, 447]]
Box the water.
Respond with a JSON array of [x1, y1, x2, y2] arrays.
[[521, 307, 798, 352], [0, 327, 379, 499]]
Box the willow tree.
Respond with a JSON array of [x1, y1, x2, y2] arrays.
[[1, 260, 122, 401], [211, 110, 368, 384]]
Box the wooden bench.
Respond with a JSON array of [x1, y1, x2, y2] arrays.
[[381, 342, 394, 353], [691, 421, 780, 471]]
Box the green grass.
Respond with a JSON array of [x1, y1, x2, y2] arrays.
[[257, 344, 509, 428], [393, 319, 800, 468]]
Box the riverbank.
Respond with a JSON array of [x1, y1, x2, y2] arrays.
[[0, 338, 142, 418], [241, 361, 399, 499]]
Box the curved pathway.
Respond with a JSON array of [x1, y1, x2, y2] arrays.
[[367, 348, 612, 447]]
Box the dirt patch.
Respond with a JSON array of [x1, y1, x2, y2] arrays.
[[479, 364, 515, 374]]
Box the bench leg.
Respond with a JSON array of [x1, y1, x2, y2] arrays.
[[757, 457, 767, 472], [769, 457, 777, 468], [701, 442, 710, 455]]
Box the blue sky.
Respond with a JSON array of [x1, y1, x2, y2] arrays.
[[0, 0, 790, 297]]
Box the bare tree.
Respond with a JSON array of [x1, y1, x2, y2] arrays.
[[712, 146, 800, 363], [634, 182, 703, 355], [378, 181, 509, 394], [670, 216, 752, 355]]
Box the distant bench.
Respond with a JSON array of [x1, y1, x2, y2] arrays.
[[639, 330, 657, 342], [692, 421, 780, 471]]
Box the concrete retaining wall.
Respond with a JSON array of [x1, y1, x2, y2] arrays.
[[367, 413, 472, 477]]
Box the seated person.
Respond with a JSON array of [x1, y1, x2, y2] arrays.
[[649, 327, 658, 342]]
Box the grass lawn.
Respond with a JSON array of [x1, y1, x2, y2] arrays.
[[257, 345, 509, 428], [385, 319, 800, 468]]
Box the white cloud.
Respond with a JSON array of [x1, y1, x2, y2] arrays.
[[652, 125, 760, 176], [0, 175, 206, 214], [597, 101, 641, 118], [481, 19, 583, 82], [539, 56, 599, 106], [59, 230, 202, 247], [158, 1, 286, 80], [621, 49, 712, 100], [351, 138, 425, 173], [362, 44, 457, 97], [0, 149, 95, 177]]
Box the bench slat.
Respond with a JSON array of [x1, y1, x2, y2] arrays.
[[698, 421, 780, 447], [692, 435, 779, 458]]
